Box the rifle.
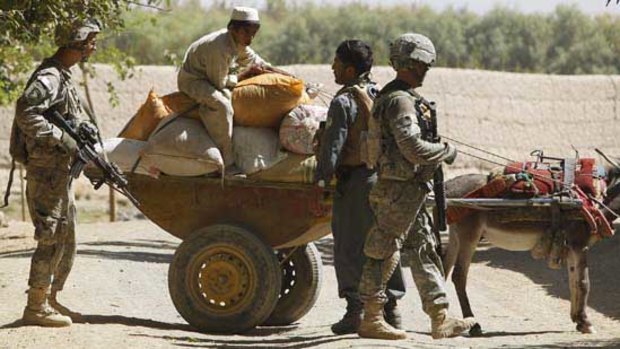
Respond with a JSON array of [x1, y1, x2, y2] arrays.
[[415, 99, 447, 233], [47, 110, 139, 207]]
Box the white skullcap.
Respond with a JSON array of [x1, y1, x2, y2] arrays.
[[230, 7, 260, 22]]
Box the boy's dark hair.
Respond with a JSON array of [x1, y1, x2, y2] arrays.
[[336, 40, 373, 75], [227, 20, 261, 31]]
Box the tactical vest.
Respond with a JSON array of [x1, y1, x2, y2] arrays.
[[337, 84, 375, 168], [372, 81, 434, 182]]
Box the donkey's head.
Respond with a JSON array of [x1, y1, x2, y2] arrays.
[[603, 157, 620, 222]]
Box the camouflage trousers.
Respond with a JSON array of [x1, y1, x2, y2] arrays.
[[26, 167, 76, 292], [360, 180, 449, 315], [332, 168, 405, 301], [178, 70, 234, 166]]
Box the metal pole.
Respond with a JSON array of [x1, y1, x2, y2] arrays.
[[109, 186, 116, 222]]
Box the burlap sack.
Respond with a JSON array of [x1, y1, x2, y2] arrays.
[[248, 153, 317, 183], [279, 104, 328, 155], [232, 126, 287, 174], [95, 137, 159, 177], [142, 117, 223, 176], [118, 89, 170, 141], [232, 73, 309, 128], [161, 91, 200, 119]]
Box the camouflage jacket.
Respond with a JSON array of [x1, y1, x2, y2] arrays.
[[373, 79, 453, 182], [14, 57, 86, 169]]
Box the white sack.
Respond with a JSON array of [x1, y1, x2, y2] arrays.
[[142, 117, 223, 176], [279, 104, 328, 155], [233, 126, 287, 174]]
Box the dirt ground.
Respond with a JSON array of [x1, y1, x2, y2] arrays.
[[1, 219, 619, 349]]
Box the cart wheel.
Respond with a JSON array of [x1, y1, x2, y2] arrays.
[[263, 243, 323, 326], [168, 224, 281, 333]]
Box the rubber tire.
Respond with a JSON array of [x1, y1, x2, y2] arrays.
[[168, 224, 281, 333], [263, 242, 323, 325]]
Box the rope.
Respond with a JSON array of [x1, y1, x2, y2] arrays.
[[440, 135, 518, 164]]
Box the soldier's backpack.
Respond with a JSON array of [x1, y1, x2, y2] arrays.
[[9, 118, 28, 165]]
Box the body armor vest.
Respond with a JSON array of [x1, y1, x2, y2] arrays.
[[338, 84, 374, 168]]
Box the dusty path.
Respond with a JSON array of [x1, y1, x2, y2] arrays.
[[1, 220, 619, 349]]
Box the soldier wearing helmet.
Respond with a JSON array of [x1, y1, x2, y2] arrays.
[[356, 33, 475, 340], [11, 18, 101, 327]]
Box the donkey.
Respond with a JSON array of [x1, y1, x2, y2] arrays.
[[442, 160, 620, 336]]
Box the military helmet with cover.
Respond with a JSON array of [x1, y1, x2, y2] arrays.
[[54, 18, 101, 48], [389, 33, 436, 70]]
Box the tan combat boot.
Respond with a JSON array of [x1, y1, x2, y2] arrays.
[[22, 287, 72, 327], [358, 301, 407, 340], [430, 309, 475, 339], [49, 289, 82, 321]]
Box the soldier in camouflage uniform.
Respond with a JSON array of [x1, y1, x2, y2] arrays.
[[315, 40, 406, 335], [12, 19, 101, 327], [357, 33, 476, 340]]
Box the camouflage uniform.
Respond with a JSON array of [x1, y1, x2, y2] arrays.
[[15, 57, 85, 292], [315, 76, 406, 333], [357, 33, 474, 340], [12, 19, 100, 327], [360, 79, 454, 312]]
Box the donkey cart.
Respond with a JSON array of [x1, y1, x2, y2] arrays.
[[121, 173, 332, 334]]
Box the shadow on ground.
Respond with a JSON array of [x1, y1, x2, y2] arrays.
[[0, 314, 191, 332]]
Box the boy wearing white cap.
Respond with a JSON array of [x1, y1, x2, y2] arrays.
[[178, 6, 275, 174]]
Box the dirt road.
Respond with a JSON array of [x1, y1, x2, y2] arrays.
[[1, 220, 619, 349]]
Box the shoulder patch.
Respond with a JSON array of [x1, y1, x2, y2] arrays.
[[23, 75, 57, 106], [24, 80, 50, 105]]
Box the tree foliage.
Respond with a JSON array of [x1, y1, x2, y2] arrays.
[[0, 0, 170, 105], [1, 1, 620, 106]]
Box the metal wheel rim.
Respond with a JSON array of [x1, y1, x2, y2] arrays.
[[187, 244, 256, 314]]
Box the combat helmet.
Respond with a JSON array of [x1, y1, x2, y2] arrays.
[[54, 18, 101, 48], [389, 33, 436, 70]]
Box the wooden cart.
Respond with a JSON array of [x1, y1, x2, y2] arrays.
[[125, 173, 332, 334]]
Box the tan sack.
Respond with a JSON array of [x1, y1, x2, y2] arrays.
[[280, 104, 328, 155], [233, 126, 287, 174], [94, 137, 160, 177], [161, 91, 200, 119], [248, 153, 317, 184], [118, 89, 170, 141], [142, 117, 223, 176], [233, 73, 308, 128]]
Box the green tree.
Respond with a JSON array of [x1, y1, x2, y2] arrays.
[[0, 0, 170, 106]]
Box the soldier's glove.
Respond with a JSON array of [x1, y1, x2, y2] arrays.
[[443, 143, 458, 165], [59, 131, 78, 155]]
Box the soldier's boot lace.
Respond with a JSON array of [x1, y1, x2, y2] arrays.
[[22, 287, 72, 327], [331, 298, 363, 334], [430, 309, 475, 339], [384, 297, 402, 329], [358, 301, 407, 340], [49, 289, 82, 321]]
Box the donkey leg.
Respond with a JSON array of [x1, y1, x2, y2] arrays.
[[451, 220, 484, 336], [566, 247, 595, 334]]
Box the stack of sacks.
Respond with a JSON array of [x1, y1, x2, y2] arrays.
[[110, 72, 326, 182]]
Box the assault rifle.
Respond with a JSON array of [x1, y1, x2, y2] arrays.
[[415, 99, 448, 232], [47, 110, 139, 207]]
